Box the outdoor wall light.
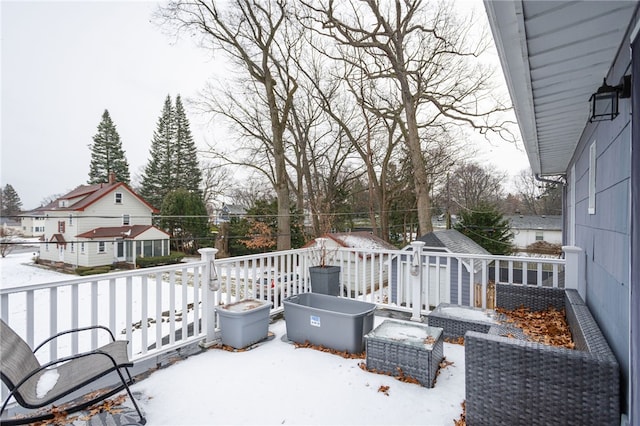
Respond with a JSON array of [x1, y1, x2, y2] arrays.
[[589, 75, 631, 122]]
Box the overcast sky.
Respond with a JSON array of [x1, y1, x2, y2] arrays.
[[1, 1, 530, 211], [1, 1, 217, 209]]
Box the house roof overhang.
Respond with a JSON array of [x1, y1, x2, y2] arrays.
[[484, 1, 638, 176], [50, 233, 66, 245]]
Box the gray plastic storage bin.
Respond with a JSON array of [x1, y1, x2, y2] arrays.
[[283, 293, 376, 353], [215, 299, 271, 349]]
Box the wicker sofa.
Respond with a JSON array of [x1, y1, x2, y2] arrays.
[[465, 283, 620, 426]]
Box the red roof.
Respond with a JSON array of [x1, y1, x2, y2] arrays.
[[49, 233, 66, 244], [44, 182, 158, 213]]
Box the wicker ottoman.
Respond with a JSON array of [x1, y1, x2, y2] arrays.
[[428, 303, 501, 339], [365, 319, 443, 388]]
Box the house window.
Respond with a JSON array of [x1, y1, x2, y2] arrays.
[[81, 242, 85, 254], [98, 241, 106, 253], [588, 141, 596, 214], [123, 214, 130, 225], [69, 214, 73, 226], [115, 192, 123, 204], [535, 231, 544, 241], [45, 242, 49, 252], [70, 242, 75, 253], [58, 221, 65, 233]]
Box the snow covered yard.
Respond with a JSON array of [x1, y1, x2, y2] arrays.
[[1, 249, 467, 425]]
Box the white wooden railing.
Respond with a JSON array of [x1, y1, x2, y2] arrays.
[[1, 243, 567, 398]]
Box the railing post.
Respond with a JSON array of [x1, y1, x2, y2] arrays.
[[410, 241, 425, 322], [562, 246, 585, 298], [199, 247, 219, 347]]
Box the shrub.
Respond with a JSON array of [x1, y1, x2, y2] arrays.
[[136, 252, 185, 268], [76, 265, 113, 276]]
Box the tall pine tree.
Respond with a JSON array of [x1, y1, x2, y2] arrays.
[[140, 95, 203, 209], [88, 110, 130, 184], [1, 184, 23, 216], [173, 95, 202, 193], [140, 96, 175, 208]]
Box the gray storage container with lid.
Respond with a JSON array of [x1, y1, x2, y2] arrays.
[[283, 293, 376, 353]]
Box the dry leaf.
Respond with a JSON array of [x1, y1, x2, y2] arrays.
[[294, 341, 365, 359], [453, 401, 466, 426], [495, 306, 574, 349]]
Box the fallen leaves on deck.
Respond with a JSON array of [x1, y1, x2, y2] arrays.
[[453, 400, 466, 426], [360, 357, 454, 388], [30, 394, 128, 425], [378, 385, 390, 396], [444, 336, 465, 345], [294, 340, 366, 359], [496, 306, 575, 349]]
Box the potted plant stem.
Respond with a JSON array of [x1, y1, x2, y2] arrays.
[[309, 237, 341, 296]]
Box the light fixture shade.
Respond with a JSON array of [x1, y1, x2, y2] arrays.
[[588, 76, 632, 122], [589, 90, 619, 122]]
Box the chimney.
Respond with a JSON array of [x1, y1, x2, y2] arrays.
[[108, 171, 116, 184]]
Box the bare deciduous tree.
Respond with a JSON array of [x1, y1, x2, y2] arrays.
[[445, 162, 505, 211], [200, 160, 233, 209], [160, 0, 299, 250], [513, 169, 563, 215], [0, 227, 21, 258], [303, 0, 514, 235]]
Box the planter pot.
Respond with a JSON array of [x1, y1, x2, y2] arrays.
[[283, 293, 376, 353], [309, 265, 341, 296], [215, 299, 270, 349]]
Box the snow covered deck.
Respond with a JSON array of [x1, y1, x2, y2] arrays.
[[5, 313, 466, 425]]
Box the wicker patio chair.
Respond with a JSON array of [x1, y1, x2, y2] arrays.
[[0, 319, 146, 425]]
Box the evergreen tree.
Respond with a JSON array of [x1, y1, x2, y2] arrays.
[[1, 184, 23, 216], [160, 188, 210, 254], [140, 95, 175, 208], [140, 94, 202, 208], [88, 110, 130, 184], [173, 95, 202, 193], [454, 203, 514, 255]]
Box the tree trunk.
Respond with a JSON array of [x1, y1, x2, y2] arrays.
[[265, 76, 292, 250]]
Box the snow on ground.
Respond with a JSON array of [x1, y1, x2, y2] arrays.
[[1, 249, 467, 425], [1, 244, 69, 288], [133, 317, 466, 425]]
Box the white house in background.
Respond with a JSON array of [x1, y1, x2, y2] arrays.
[[39, 173, 170, 268], [305, 231, 397, 294], [507, 215, 562, 249], [18, 208, 47, 238]]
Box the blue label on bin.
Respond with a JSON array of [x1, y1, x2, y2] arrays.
[[310, 315, 321, 327]]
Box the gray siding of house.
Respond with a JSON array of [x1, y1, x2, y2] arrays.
[[631, 24, 640, 425], [568, 12, 639, 413]]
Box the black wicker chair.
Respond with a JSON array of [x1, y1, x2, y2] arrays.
[[0, 319, 146, 425]]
